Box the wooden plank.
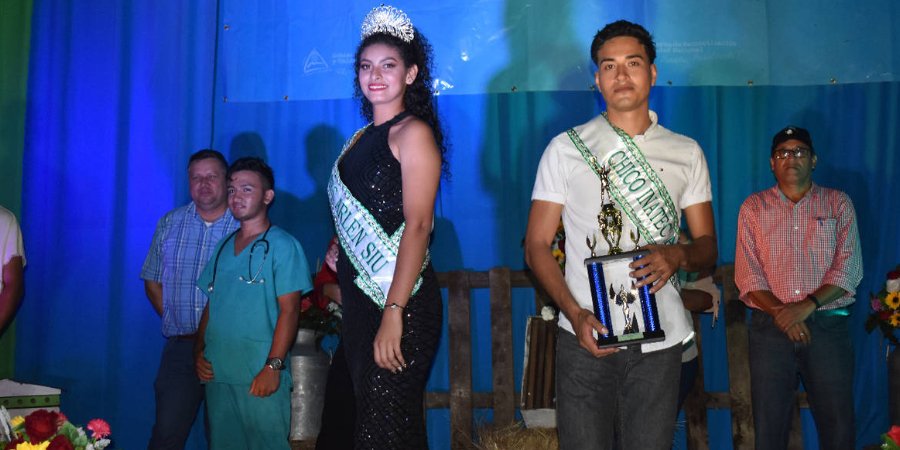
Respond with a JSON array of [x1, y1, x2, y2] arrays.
[[437, 270, 537, 289], [489, 267, 515, 425], [720, 265, 755, 450], [447, 271, 473, 449], [685, 312, 710, 450], [522, 318, 539, 410], [533, 319, 548, 408], [705, 392, 732, 409], [425, 392, 522, 409], [541, 323, 557, 408]]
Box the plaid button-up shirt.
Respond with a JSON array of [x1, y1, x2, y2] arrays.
[[141, 203, 237, 337], [735, 183, 863, 310]]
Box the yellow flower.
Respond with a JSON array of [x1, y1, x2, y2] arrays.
[[10, 415, 24, 427], [890, 312, 900, 328], [17, 442, 50, 450], [885, 292, 900, 310]]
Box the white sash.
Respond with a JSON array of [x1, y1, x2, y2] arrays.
[[566, 113, 679, 246], [327, 127, 426, 308]]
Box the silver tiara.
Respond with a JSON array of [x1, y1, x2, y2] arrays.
[[360, 5, 414, 43]]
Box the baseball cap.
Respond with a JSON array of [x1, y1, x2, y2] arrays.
[[771, 126, 814, 155]]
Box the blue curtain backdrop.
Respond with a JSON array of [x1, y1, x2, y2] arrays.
[[17, 1, 900, 449]]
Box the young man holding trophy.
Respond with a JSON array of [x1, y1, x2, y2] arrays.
[[524, 20, 717, 449]]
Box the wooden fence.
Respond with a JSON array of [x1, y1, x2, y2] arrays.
[[425, 265, 811, 450]]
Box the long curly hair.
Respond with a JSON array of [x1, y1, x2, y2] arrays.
[[353, 29, 449, 176]]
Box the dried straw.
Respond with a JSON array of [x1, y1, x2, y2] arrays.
[[473, 422, 559, 450]]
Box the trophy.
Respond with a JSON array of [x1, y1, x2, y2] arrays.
[[584, 163, 664, 348]]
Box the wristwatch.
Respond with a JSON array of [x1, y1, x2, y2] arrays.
[[265, 357, 285, 370]]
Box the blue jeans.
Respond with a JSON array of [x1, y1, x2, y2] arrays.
[[748, 309, 855, 450], [148, 338, 207, 450], [556, 330, 681, 450]]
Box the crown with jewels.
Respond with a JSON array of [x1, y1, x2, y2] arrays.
[[360, 5, 415, 43]]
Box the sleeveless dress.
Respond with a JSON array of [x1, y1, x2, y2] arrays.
[[336, 111, 443, 449]]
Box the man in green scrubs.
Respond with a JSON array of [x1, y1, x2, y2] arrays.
[[195, 157, 312, 449]]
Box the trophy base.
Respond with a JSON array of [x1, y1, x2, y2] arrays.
[[585, 250, 666, 348], [595, 329, 666, 349]]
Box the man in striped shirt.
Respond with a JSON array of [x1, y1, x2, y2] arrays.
[[735, 126, 863, 450], [142, 149, 238, 449]]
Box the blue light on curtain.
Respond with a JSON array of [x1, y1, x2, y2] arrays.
[[20, 1, 219, 448], [221, 0, 900, 101]]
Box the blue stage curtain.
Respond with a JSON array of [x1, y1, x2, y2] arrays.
[[18, 1, 220, 448], [18, 1, 900, 449]]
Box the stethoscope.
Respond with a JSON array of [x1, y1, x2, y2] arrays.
[[206, 224, 272, 293]]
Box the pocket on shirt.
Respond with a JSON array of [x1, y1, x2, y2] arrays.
[[808, 218, 837, 268]]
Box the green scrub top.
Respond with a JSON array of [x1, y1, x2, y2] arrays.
[[197, 226, 312, 385]]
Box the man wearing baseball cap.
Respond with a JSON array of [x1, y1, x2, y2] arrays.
[[734, 126, 863, 450]]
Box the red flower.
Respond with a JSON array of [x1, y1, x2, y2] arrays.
[[887, 425, 900, 444], [24, 409, 60, 443], [47, 435, 74, 450], [87, 418, 111, 439], [879, 310, 894, 320], [300, 297, 313, 312], [314, 292, 330, 310], [888, 270, 900, 280], [4, 436, 24, 450]]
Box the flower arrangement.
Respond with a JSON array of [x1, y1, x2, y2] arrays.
[[881, 425, 900, 450], [865, 265, 900, 346], [299, 237, 342, 337], [299, 293, 341, 336], [0, 408, 111, 450]]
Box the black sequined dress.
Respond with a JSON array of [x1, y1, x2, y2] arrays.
[[336, 111, 442, 449]]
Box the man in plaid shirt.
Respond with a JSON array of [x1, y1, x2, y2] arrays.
[[142, 149, 238, 449], [735, 126, 863, 450]]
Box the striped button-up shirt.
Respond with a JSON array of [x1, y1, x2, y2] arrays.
[[141, 203, 237, 337], [735, 183, 863, 310]]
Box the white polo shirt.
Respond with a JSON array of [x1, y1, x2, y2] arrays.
[[532, 111, 712, 352]]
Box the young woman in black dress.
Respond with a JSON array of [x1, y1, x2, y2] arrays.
[[327, 5, 446, 448]]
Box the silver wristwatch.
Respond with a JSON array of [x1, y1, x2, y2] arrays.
[[265, 357, 285, 370]]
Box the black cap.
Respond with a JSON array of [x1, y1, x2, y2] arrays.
[[771, 126, 814, 156]]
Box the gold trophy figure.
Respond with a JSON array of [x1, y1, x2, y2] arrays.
[[598, 203, 623, 255], [594, 164, 624, 255]]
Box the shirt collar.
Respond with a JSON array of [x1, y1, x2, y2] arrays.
[[634, 110, 660, 141], [187, 202, 233, 225], [773, 182, 819, 204]]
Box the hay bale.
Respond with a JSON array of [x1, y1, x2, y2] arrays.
[[474, 422, 559, 450]]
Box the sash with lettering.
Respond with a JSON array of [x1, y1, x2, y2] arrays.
[[567, 112, 679, 247], [327, 126, 428, 309]]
